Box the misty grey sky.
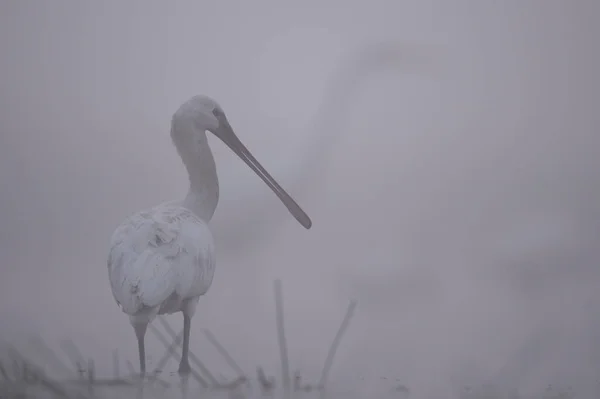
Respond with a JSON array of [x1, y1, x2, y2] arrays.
[[1, 1, 599, 396]]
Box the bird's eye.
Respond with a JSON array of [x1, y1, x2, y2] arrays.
[[212, 107, 224, 118]]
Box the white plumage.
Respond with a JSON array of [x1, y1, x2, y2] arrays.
[[107, 95, 311, 377], [108, 206, 214, 320]]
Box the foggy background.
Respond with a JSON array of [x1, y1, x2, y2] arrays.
[[1, 1, 599, 397]]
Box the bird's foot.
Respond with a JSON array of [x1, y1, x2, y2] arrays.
[[178, 360, 191, 376]]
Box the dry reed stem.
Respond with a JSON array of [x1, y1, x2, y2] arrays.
[[26, 338, 94, 398], [125, 360, 135, 375], [203, 329, 245, 378], [2, 346, 81, 399], [52, 340, 151, 392], [151, 328, 183, 377], [257, 366, 275, 394], [112, 349, 120, 379], [60, 340, 85, 377], [29, 336, 73, 377], [273, 279, 291, 399], [318, 299, 357, 399], [147, 322, 208, 388], [155, 316, 219, 386]]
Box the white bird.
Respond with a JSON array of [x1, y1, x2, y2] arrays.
[[107, 95, 311, 377]]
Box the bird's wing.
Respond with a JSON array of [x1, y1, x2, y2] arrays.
[[107, 206, 208, 315]]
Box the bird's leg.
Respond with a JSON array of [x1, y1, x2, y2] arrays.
[[133, 322, 148, 378], [178, 314, 192, 375]]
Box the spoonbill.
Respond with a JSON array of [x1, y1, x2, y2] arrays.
[[107, 95, 311, 377]]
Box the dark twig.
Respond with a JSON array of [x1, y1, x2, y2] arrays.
[[148, 321, 208, 388], [318, 299, 357, 398], [156, 316, 218, 386], [203, 329, 245, 378], [274, 279, 291, 399], [151, 327, 183, 377]]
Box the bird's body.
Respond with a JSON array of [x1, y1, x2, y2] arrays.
[[108, 204, 214, 324], [107, 95, 311, 377]]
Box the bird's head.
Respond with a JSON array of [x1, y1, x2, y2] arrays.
[[171, 95, 312, 229]]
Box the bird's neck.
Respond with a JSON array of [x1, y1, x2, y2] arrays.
[[178, 136, 220, 223]]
